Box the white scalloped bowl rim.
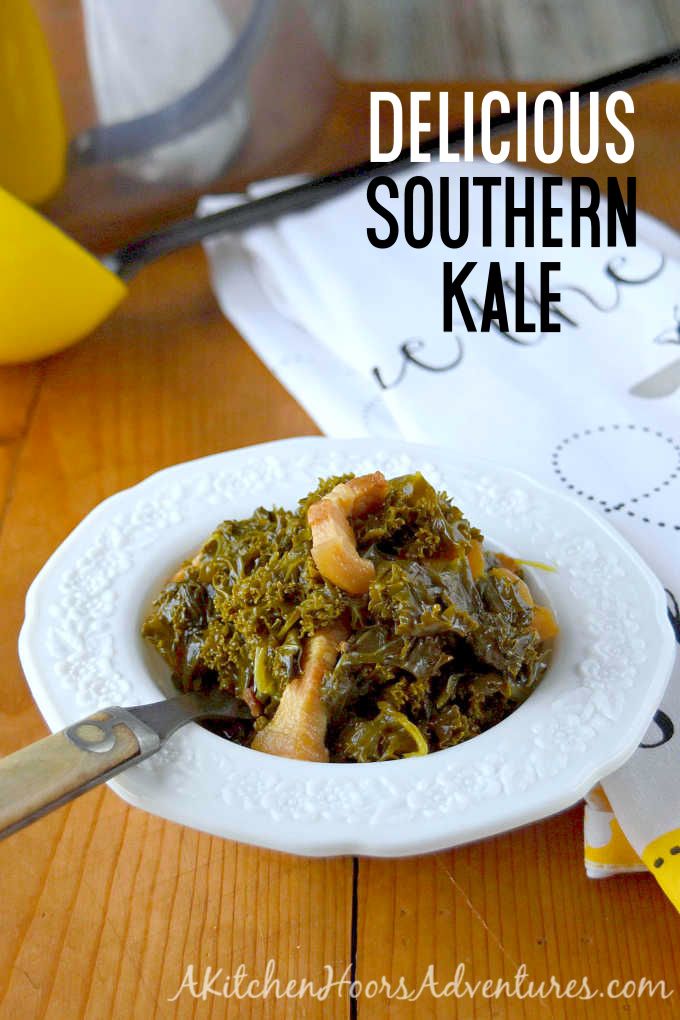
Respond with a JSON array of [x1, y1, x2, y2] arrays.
[[18, 437, 676, 857]]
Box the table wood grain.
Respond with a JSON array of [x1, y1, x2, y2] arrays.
[[339, 0, 679, 81], [0, 81, 678, 1020]]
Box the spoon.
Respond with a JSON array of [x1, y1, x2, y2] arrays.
[[0, 689, 251, 840], [1, 47, 678, 366]]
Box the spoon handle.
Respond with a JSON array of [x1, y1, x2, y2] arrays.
[[0, 708, 159, 839]]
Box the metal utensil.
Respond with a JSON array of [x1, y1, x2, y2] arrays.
[[0, 689, 250, 840], [105, 47, 680, 280]]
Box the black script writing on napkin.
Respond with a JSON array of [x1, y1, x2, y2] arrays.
[[372, 253, 668, 390]]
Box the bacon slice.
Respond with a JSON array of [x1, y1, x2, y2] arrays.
[[251, 623, 347, 762], [307, 472, 388, 595]]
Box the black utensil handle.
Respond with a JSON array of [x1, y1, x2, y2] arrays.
[[108, 47, 680, 279]]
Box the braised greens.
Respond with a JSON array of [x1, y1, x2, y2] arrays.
[[142, 472, 554, 762]]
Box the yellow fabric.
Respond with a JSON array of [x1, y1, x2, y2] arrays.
[[641, 829, 680, 911], [0, 187, 127, 364], [585, 815, 643, 871], [585, 785, 680, 910], [0, 0, 66, 204]]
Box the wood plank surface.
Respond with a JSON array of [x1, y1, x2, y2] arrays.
[[340, 0, 509, 80], [0, 363, 43, 538], [657, 0, 680, 40], [0, 251, 349, 1019], [497, 0, 669, 80], [31, 0, 680, 88], [357, 810, 680, 1019], [339, 0, 679, 80], [0, 80, 678, 1019]]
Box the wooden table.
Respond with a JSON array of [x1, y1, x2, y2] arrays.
[[1, 82, 678, 1020]]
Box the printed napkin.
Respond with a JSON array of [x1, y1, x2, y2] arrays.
[[199, 160, 680, 906]]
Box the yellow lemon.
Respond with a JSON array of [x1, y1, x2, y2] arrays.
[[0, 188, 127, 364]]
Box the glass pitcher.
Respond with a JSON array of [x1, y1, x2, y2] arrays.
[[3, 0, 341, 249]]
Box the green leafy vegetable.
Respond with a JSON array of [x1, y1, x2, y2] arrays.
[[142, 472, 554, 762]]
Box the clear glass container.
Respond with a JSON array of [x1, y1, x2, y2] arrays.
[[30, 0, 341, 249]]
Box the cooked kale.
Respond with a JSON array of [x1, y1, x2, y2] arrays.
[[142, 472, 554, 763]]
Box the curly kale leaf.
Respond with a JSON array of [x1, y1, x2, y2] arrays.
[[142, 470, 553, 762]]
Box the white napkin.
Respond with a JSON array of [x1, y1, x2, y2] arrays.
[[200, 160, 680, 904]]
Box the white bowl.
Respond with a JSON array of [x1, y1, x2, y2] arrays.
[[18, 437, 675, 856]]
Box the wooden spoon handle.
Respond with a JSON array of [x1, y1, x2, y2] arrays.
[[0, 708, 159, 839]]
